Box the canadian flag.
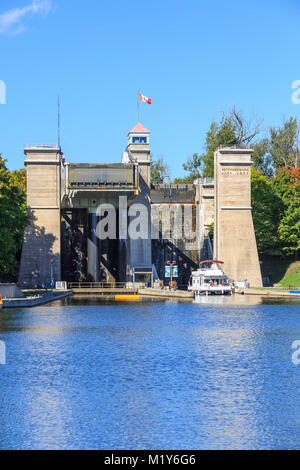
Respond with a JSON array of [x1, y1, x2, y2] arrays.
[[139, 92, 151, 105]]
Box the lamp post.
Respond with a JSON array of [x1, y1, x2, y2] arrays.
[[166, 260, 176, 286], [50, 258, 54, 290]]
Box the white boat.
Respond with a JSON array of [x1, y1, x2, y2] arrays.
[[188, 260, 232, 296]]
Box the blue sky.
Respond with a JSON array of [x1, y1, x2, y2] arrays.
[[0, 0, 300, 178]]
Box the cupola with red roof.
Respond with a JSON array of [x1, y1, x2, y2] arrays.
[[125, 122, 151, 185], [127, 122, 150, 145]]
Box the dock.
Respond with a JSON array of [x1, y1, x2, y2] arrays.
[[138, 287, 194, 299], [2, 290, 73, 308], [69, 282, 139, 296], [235, 287, 300, 297]]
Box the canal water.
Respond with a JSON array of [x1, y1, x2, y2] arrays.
[[0, 295, 300, 450]]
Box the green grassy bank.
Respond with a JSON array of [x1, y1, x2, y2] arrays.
[[260, 255, 300, 287]]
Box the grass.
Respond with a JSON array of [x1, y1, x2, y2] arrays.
[[277, 261, 300, 287], [22, 289, 55, 297], [260, 255, 294, 284]]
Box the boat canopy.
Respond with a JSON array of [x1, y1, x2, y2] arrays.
[[199, 260, 224, 264]]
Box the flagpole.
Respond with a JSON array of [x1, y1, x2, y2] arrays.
[[58, 95, 61, 150], [137, 90, 140, 123]]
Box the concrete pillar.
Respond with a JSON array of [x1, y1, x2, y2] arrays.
[[87, 212, 100, 282], [213, 147, 262, 287], [126, 128, 152, 280], [18, 147, 62, 288]]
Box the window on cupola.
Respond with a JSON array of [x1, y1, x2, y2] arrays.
[[132, 137, 147, 143]]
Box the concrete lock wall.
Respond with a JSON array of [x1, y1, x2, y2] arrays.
[[18, 147, 62, 288], [150, 184, 202, 286], [213, 147, 262, 287], [0, 284, 24, 299], [18, 128, 262, 288]]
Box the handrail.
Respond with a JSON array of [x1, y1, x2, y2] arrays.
[[68, 282, 127, 289]]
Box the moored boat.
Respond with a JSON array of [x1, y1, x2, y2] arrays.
[[188, 260, 232, 296]]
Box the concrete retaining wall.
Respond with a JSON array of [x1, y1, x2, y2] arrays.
[[0, 283, 24, 299], [139, 288, 193, 299]]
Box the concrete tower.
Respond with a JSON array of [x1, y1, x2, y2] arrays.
[[126, 123, 151, 186], [213, 147, 262, 287], [18, 146, 63, 287], [124, 123, 152, 282]]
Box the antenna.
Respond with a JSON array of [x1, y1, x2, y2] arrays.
[[58, 95, 61, 150]]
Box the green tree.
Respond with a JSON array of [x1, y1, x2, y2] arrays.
[[0, 155, 28, 279], [251, 168, 283, 254], [151, 156, 170, 184], [199, 117, 238, 178], [173, 175, 195, 184], [179, 107, 263, 180], [251, 138, 273, 179], [182, 153, 203, 181], [272, 167, 300, 257], [269, 117, 300, 169], [177, 118, 237, 181]]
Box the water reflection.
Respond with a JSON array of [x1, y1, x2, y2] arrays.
[[0, 298, 299, 449], [193, 293, 300, 306]]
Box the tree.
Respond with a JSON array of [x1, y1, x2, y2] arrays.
[[182, 153, 203, 181], [251, 138, 273, 179], [231, 106, 263, 146], [177, 117, 237, 181], [10, 168, 26, 191], [179, 107, 263, 180], [272, 167, 300, 257], [151, 156, 170, 184], [173, 175, 195, 184], [251, 168, 283, 254], [269, 117, 300, 169], [0, 155, 28, 279], [200, 117, 238, 177]]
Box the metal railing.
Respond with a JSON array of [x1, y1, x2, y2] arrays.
[[68, 282, 127, 289]]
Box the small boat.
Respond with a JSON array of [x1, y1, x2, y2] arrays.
[[0, 295, 3, 310], [188, 260, 232, 296]]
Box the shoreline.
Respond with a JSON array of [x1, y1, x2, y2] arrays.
[[235, 287, 300, 297], [2, 290, 72, 308]]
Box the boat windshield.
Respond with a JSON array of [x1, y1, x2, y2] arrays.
[[203, 277, 229, 285]]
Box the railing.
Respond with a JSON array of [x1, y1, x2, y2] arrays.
[[25, 144, 59, 149], [194, 177, 214, 185], [68, 282, 127, 289]]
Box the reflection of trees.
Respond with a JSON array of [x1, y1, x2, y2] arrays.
[[18, 209, 57, 288]]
